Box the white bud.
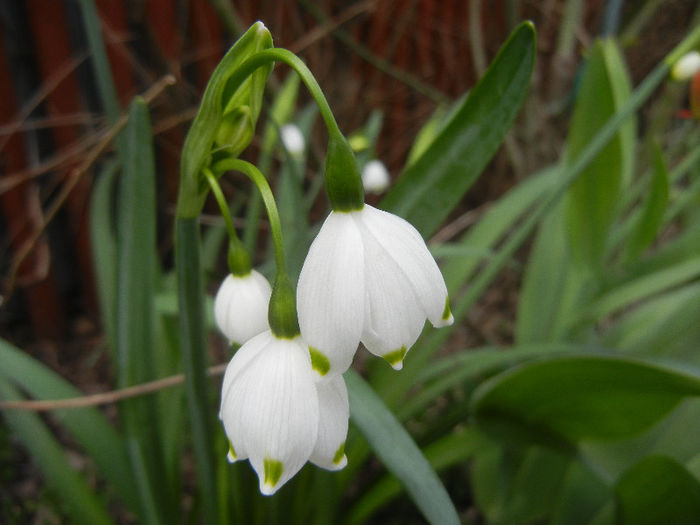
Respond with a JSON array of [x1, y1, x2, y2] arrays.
[[361, 159, 390, 194], [671, 51, 700, 81], [214, 270, 272, 346], [280, 124, 305, 156]]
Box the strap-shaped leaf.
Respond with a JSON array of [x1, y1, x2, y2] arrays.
[[346, 371, 460, 525], [381, 22, 536, 237]]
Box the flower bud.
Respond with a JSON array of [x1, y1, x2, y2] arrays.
[[214, 270, 272, 345]]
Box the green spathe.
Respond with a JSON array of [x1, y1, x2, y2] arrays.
[[178, 22, 273, 218]]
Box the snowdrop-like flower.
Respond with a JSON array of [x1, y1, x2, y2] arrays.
[[671, 51, 700, 81], [280, 124, 305, 156], [310, 374, 349, 470], [220, 330, 319, 495], [361, 159, 390, 193], [214, 270, 272, 345], [297, 204, 453, 376]]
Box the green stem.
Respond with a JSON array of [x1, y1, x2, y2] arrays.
[[204, 168, 252, 276], [213, 159, 286, 272], [213, 159, 300, 338], [204, 168, 239, 247], [216, 48, 364, 210]]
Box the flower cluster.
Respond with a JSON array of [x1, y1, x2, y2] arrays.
[[215, 202, 451, 494]]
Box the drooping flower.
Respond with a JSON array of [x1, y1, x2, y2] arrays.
[[297, 204, 453, 377], [361, 159, 390, 194], [220, 330, 319, 495], [310, 374, 349, 470], [214, 270, 272, 345]]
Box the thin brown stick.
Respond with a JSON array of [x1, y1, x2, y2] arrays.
[[0, 363, 227, 412]]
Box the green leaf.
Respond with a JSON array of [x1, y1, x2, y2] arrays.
[[0, 381, 114, 525], [614, 456, 700, 525], [550, 461, 610, 525], [90, 160, 118, 354], [0, 338, 139, 511], [471, 355, 700, 450], [176, 217, 218, 523], [583, 256, 700, 322], [471, 444, 571, 525], [345, 427, 483, 525], [117, 98, 170, 524], [345, 371, 460, 525], [564, 39, 634, 271], [399, 343, 588, 421], [441, 166, 557, 294], [601, 282, 700, 357], [621, 141, 669, 264], [515, 200, 592, 343], [381, 21, 536, 237]]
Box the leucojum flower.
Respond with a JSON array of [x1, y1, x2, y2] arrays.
[[219, 329, 349, 494], [297, 203, 453, 377], [295, 128, 453, 378]]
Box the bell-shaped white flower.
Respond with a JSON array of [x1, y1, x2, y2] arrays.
[[280, 124, 305, 156], [214, 270, 272, 345], [310, 374, 349, 470], [672, 51, 700, 81], [361, 159, 390, 193], [297, 204, 453, 376], [219, 330, 319, 495]]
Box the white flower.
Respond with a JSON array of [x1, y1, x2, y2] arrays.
[[671, 51, 700, 81], [220, 330, 319, 495], [280, 124, 305, 156], [310, 374, 349, 470], [214, 270, 272, 345], [296, 204, 453, 376], [361, 159, 390, 193]]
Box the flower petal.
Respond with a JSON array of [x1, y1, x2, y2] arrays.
[[360, 205, 453, 327], [297, 211, 365, 377], [357, 223, 426, 369], [214, 270, 272, 345], [233, 336, 319, 495], [219, 331, 275, 461], [310, 374, 349, 470]]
